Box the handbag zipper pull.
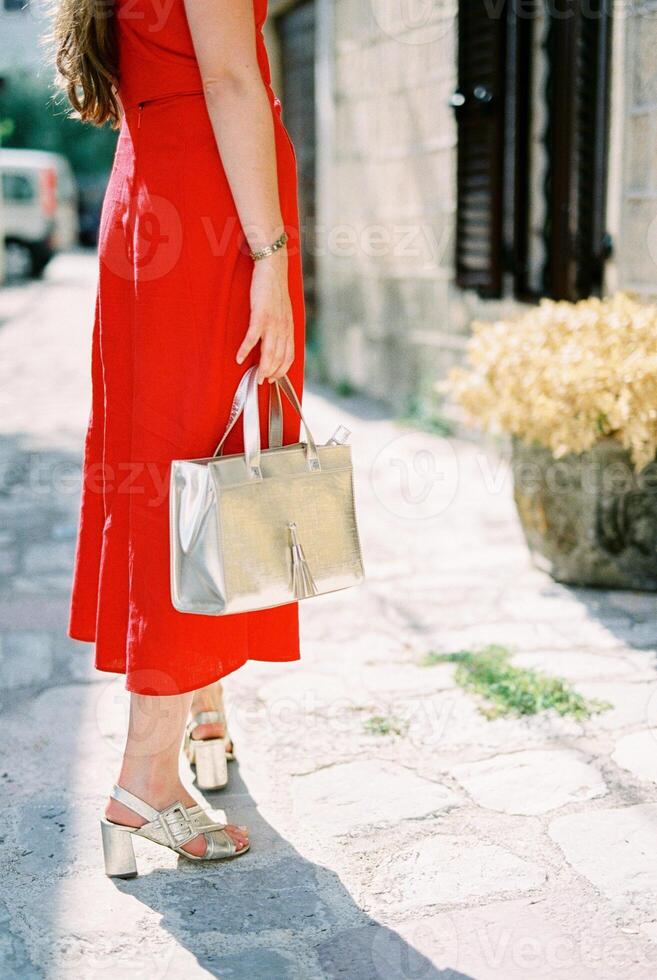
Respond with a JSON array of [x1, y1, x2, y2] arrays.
[[327, 425, 351, 446]]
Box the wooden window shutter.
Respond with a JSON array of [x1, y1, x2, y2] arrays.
[[453, 0, 508, 297], [544, 0, 612, 300]]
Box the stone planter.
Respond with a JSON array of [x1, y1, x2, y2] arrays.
[[512, 438, 657, 591]]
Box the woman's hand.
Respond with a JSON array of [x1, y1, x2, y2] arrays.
[[236, 251, 295, 383]]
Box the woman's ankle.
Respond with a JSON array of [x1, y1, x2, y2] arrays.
[[114, 766, 187, 810]]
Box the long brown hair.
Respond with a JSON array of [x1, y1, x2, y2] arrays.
[[53, 0, 120, 127]]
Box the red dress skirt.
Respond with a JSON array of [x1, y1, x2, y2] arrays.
[[68, 0, 305, 695]]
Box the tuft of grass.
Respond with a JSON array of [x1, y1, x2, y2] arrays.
[[422, 644, 611, 720], [363, 714, 408, 737], [404, 392, 455, 437]]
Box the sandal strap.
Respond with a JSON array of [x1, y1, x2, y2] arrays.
[[141, 804, 229, 850], [204, 830, 237, 858], [110, 786, 234, 852], [111, 784, 160, 823], [187, 710, 226, 736]]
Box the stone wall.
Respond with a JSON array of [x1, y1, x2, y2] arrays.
[[315, 0, 462, 409]]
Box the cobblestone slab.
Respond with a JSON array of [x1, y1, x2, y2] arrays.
[[451, 749, 608, 816], [292, 759, 460, 834], [612, 730, 657, 781], [372, 836, 546, 909], [549, 805, 657, 920]]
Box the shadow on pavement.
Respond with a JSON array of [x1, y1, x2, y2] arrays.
[[112, 760, 473, 980], [566, 585, 657, 665]]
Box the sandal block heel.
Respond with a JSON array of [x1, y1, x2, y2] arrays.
[[101, 819, 138, 879], [192, 738, 228, 791], [184, 709, 235, 790]]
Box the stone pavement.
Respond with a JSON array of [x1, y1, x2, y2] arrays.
[[2, 254, 657, 979]]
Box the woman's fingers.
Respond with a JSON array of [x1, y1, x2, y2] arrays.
[[284, 336, 294, 374], [269, 336, 294, 381], [257, 324, 291, 383], [239, 303, 294, 383], [266, 334, 288, 383], [236, 319, 262, 365], [256, 330, 279, 383]]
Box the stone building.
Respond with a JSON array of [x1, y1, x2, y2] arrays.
[[266, 0, 656, 410]]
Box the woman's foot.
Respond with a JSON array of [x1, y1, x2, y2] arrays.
[[190, 680, 234, 753], [104, 779, 248, 858], [108, 690, 247, 862]]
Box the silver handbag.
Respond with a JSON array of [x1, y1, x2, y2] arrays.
[[170, 366, 365, 616]]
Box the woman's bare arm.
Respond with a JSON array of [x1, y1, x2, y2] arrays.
[[183, 0, 294, 382]]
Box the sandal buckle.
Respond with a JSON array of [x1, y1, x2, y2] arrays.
[[159, 802, 195, 848]]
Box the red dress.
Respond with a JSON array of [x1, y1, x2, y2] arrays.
[[68, 0, 305, 695]]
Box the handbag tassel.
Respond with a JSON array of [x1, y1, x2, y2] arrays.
[[288, 522, 318, 599]]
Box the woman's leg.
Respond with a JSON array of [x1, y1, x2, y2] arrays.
[[105, 692, 248, 857]]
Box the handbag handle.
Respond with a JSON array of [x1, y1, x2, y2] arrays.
[[213, 367, 283, 457], [213, 366, 321, 479]]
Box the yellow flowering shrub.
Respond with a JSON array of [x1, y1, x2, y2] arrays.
[[448, 293, 657, 470]]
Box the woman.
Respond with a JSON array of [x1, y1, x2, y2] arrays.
[[55, 0, 305, 874]]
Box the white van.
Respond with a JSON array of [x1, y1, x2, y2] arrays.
[[0, 148, 79, 277]]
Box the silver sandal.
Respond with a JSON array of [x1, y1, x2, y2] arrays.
[[184, 710, 234, 791], [100, 785, 249, 878]]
